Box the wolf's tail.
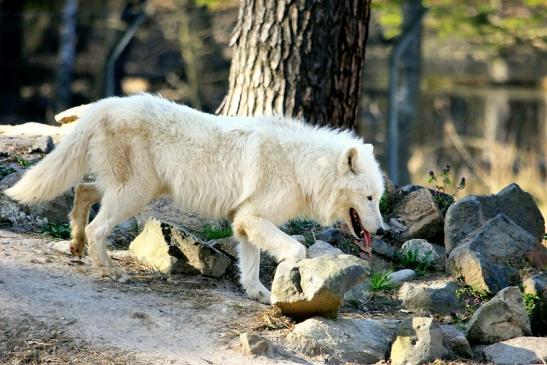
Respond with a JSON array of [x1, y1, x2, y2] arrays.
[[5, 104, 96, 204]]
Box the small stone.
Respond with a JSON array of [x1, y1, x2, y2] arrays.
[[240, 333, 273, 357], [372, 237, 396, 259], [306, 240, 343, 258], [466, 286, 531, 344], [440, 324, 472, 358], [398, 280, 460, 315], [315, 227, 344, 244], [522, 273, 547, 298], [387, 269, 416, 285], [287, 317, 399, 363], [208, 236, 239, 259], [271, 254, 369, 319], [291, 235, 306, 245], [390, 317, 449, 365], [400, 239, 445, 270]]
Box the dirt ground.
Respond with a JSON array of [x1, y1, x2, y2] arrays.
[[0, 229, 310, 365]]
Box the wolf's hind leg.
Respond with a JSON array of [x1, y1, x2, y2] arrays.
[[85, 187, 150, 282], [69, 183, 101, 257], [236, 238, 271, 304]]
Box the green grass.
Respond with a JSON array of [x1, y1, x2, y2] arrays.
[[41, 223, 71, 239], [394, 247, 433, 275], [201, 223, 233, 240], [455, 281, 490, 320], [15, 156, 32, 168], [369, 270, 399, 292]]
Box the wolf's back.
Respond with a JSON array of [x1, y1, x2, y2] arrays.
[[5, 106, 94, 204]]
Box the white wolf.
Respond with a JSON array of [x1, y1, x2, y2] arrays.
[[5, 94, 385, 304]]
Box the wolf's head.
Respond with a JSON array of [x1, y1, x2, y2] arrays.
[[328, 143, 385, 247]]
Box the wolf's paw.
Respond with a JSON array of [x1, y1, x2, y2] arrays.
[[245, 283, 271, 305], [69, 239, 85, 257], [278, 243, 306, 262]]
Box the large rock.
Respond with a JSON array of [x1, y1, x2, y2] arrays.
[[372, 237, 396, 259], [445, 183, 545, 253], [306, 240, 343, 258], [466, 286, 531, 344], [400, 239, 445, 270], [239, 333, 273, 357], [481, 337, 547, 365], [271, 254, 369, 319], [522, 273, 547, 299], [315, 228, 345, 244], [287, 317, 399, 363], [398, 280, 460, 315], [440, 324, 472, 358], [447, 214, 541, 294], [391, 187, 445, 242], [129, 219, 230, 277], [390, 317, 449, 365]]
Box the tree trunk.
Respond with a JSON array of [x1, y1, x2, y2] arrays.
[[0, 0, 23, 120], [396, 0, 424, 183], [218, 0, 371, 130], [55, 0, 78, 114]]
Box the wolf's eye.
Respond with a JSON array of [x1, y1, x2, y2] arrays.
[[367, 196, 373, 201]]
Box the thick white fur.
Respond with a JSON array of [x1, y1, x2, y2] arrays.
[[5, 94, 385, 303]]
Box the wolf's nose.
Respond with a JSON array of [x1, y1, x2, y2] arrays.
[[376, 227, 385, 236]]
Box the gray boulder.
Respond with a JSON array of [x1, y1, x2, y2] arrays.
[[372, 237, 396, 259], [440, 324, 472, 358], [447, 214, 540, 294], [306, 240, 343, 258], [315, 227, 344, 245], [445, 183, 545, 254], [129, 219, 230, 277], [481, 337, 547, 365], [398, 280, 460, 315], [400, 239, 445, 270], [390, 317, 449, 365], [391, 187, 445, 242], [466, 286, 531, 344], [287, 317, 399, 363], [522, 273, 547, 298], [271, 254, 369, 319]]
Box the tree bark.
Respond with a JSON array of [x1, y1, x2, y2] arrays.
[[55, 0, 78, 114], [218, 0, 371, 130], [0, 0, 23, 120]]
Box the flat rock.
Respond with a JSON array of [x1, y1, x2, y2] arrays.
[[398, 280, 460, 315], [306, 240, 343, 258], [447, 214, 540, 294], [271, 254, 369, 319], [391, 187, 445, 242], [466, 286, 531, 344], [400, 239, 445, 270], [390, 317, 449, 365], [129, 219, 230, 277], [440, 324, 472, 358], [287, 317, 399, 363], [445, 183, 545, 254], [481, 337, 547, 365]]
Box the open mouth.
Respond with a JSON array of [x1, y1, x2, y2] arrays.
[[349, 208, 372, 250]]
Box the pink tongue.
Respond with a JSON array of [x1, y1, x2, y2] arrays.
[[363, 230, 372, 248]]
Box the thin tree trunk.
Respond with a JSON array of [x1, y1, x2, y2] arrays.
[[0, 0, 23, 120], [56, 0, 78, 114], [218, 0, 371, 130]]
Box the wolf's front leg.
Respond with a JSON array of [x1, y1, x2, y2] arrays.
[[232, 214, 306, 303], [237, 239, 271, 304]]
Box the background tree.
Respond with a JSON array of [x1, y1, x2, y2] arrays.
[[55, 0, 78, 114], [218, 0, 372, 129], [0, 0, 23, 119]]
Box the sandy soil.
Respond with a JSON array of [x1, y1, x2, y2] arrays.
[[0, 229, 309, 365]]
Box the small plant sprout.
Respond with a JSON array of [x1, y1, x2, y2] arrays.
[[427, 164, 466, 197], [369, 270, 399, 292]]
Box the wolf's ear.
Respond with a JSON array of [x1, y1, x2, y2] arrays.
[[339, 147, 358, 175]]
